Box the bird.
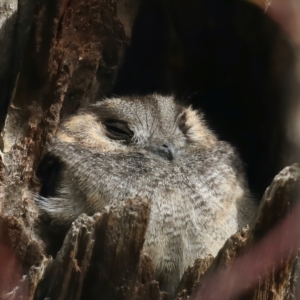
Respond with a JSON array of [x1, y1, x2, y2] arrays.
[[36, 94, 256, 298]]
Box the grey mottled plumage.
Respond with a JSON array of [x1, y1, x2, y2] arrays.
[[36, 94, 256, 297]]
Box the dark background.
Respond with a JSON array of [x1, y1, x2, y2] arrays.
[[112, 0, 299, 197]]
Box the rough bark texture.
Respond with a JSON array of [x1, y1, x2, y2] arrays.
[[1, 0, 300, 299], [2, 164, 300, 300], [0, 0, 141, 237], [0, 0, 143, 298], [33, 198, 167, 300], [1, 0, 140, 212], [0, 198, 166, 300]]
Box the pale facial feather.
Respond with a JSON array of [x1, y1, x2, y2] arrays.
[[56, 95, 217, 154]]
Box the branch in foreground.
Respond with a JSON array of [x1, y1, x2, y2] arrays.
[[34, 197, 167, 300]]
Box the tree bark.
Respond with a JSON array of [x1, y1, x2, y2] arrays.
[[1, 0, 300, 299]]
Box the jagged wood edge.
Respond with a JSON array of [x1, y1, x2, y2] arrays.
[[0, 0, 141, 298], [2, 165, 300, 300], [33, 197, 167, 300]]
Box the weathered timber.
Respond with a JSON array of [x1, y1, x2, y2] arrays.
[[1, 0, 141, 220], [1, 164, 300, 300], [0, 0, 141, 298], [1, 1, 300, 300], [33, 198, 167, 300], [0, 214, 45, 299]]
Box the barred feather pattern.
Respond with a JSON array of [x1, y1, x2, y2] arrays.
[[36, 94, 256, 298]]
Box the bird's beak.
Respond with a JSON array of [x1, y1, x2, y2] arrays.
[[147, 142, 176, 161]]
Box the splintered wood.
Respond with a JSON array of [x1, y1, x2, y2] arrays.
[[1, 0, 300, 299]]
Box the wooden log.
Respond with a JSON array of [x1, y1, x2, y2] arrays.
[[33, 198, 167, 300], [1, 1, 300, 299], [0, 0, 142, 298]]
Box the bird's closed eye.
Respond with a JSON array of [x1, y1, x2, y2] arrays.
[[104, 120, 133, 141]]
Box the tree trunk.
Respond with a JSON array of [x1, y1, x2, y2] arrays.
[[0, 0, 300, 299]]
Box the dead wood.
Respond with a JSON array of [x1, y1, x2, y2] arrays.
[[1, 164, 300, 300], [0, 1, 300, 300], [32, 198, 167, 300]]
